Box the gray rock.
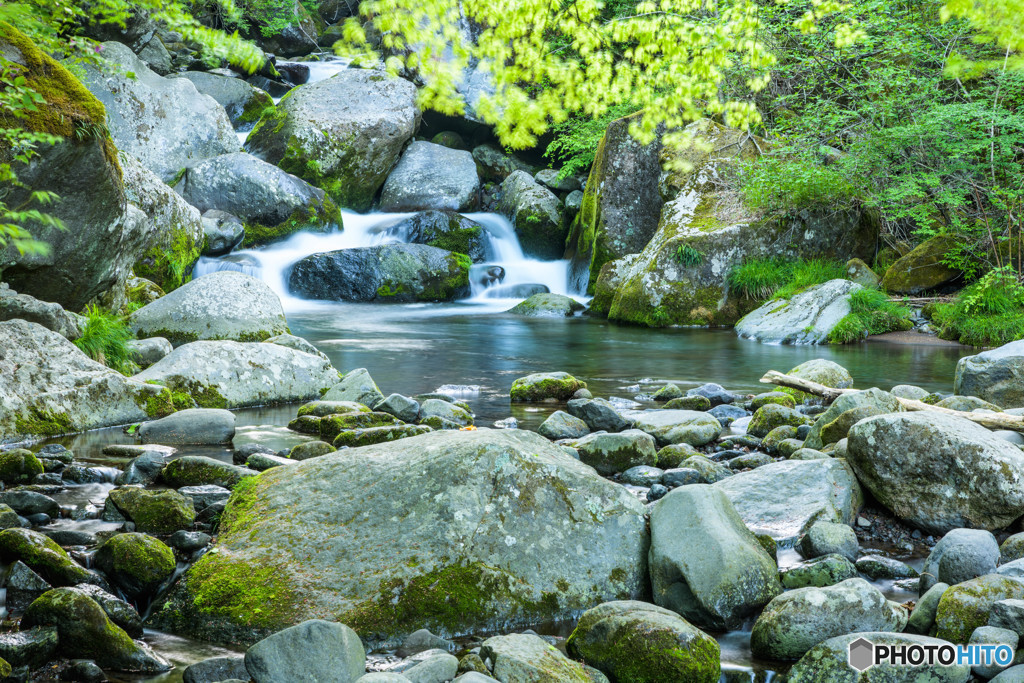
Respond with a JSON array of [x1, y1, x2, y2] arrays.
[[847, 412, 1024, 533], [736, 279, 863, 345], [934, 574, 1024, 642], [971, 626, 1018, 679], [358, 675, 412, 683], [472, 144, 536, 182], [787, 632, 970, 683], [855, 555, 918, 580], [480, 633, 594, 683], [377, 394, 421, 423], [0, 285, 83, 340], [751, 578, 907, 660], [158, 430, 647, 646], [0, 491, 58, 517], [289, 441, 336, 461], [955, 340, 1024, 409], [567, 398, 631, 432], [136, 340, 340, 409], [68, 584, 144, 638], [168, 531, 211, 553], [798, 521, 859, 562], [264, 333, 327, 359], [246, 453, 296, 471], [200, 210, 246, 256], [245, 69, 419, 211], [649, 485, 781, 630], [630, 410, 722, 447], [183, 654, 249, 683], [419, 399, 473, 428], [402, 653, 459, 683], [781, 554, 858, 589], [907, 582, 949, 635], [287, 244, 471, 303], [994, 666, 1024, 682], [803, 387, 903, 450], [6, 561, 52, 613], [138, 409, 235, 445], [396, 629, 456, 658], [177, 485, 230, 511], [621, 466, 664, 487], [989, 599, 1024, 638], [129, 271, 287, 346], [920, 529, 999, 594], [324, 368, 386, 408], [714, 458, 862, 543], [506, 293, 585, 318], [497, 171, 565, 260], [161, 456, 257, 489], [381, 211, 490, 263], [574, 429, 658, 474], [126, 337, 173, 369], [167, 71, 272, 129], [678, 455, 732, 484], [534, 169, 581, 193], [891, 384, 931, 400], [244, 620, 365, 683], [0, 321, 165, 444], [380, 141, 479, 212], [0, 626, 59, 669], [537, 411, 589, 440], [81, 42, 237, 183]]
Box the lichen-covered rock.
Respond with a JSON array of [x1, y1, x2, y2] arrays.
[[94, 533, 175, 599], [714, 458, 863, 543], [0, 529, 93, 586], [564, 112, 665, 293], [245, 69, 419, 211], [573, 430, 658, 474], [847, 412, 1024, 533], [382, 211, 489, 263], [787, 632, 970, 683], [630, 410, 722, 447], [288, 244, 472, 303], [0, 320, 163, 444], [649, 485, 781, 630], [507, 294, 585, 318], [497, 171, 566, 260], [566, 601, 720, 683], [799, 521, 859, 562], [151, 430, 647, 647], [510, 372, 586, 402], [566, 397, 630, 432], [736, 279, 862, 345], [418, 399, 473, 428], [135, 340, 339, 409], [935, 575, 1024, 643], [955, 340, 1024, 409], [176, 152, 341, 246], [81, 42, 237, 182], [480, 633, 593, 683], [750, 578, 907, 660], [881, 234, 962, 294], [129, 271, 287, 346], [107, 488, 196, 534], [21, 588, 170, 672], [167, 71, 272, 129], [379, 141, 480, 212], [318, 412, 403, 442], [804, 388, 903, 451]]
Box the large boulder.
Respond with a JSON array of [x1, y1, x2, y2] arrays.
[[167, 71, 273, 129], [128, 271, 288, 346], [287, 245, 471, 303], [0, 320, 163, 444], [136, 409, 236, 444], [0, 285, 82, 341], [176, 152, 341, 246], [0, 529, 94, 586], [955, 340, 1024, 409], [787, 632, 971, 683], [379, 141, 480, 212], [565, 601, 720, 683], [81, 42, 237, 182], [750, 578, 907, 660], [649, 486, 781, 630], [919, 529, 999, 595], [735, 280, 862, 345], [0, 25, 137, 310], [245, 620, 365, 683], [564, 112, 665, 293], [245, 69, 419, 211], [497, 171, 566, 260], [135, 341, 340, 409], [152, 430, 647, 647], [380, 211, 490, 263], [846, 412, 1024, 533], [630, 410, 722, 447], [881, 234, 961, 294], [935, 574, 1024, 643], [803, 388, 903, 451], [94, 533, 176, 599], [592, 119, 876, 327], [714, 458, 863, 543]]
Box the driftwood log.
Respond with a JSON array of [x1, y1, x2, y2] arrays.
[[759, 370, 1024, 434]]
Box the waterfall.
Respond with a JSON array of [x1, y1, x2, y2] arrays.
[[193, 210, 578, 312]]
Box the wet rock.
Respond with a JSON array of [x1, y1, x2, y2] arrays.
[[94, 533, 175, 599], [566, 600, 720, 683], [798, 521, 859, 562], [333, 424, 433, 448], [631, 410, 722, 447], [574, 430, 658, 475], [0, 491, 58, 518], [168, 531, 211, 554], [687, 383, 736, 407], [200, 210, 246, 256], [244, 620, 365, 683], [385, 211, 489, 264], [0, 626, 58, 669], [506, 293, 584, 318], [751, 578, 907, 660], [649, 485, 781, 630], [955, 340, 1024, 409], [161, 456, 257, 490], [323, 368, 386, 408], [781, 554, 857, 589], [787, 632, 970, 682], [69, 584, 144, 638], [481, 633, 593, 683], [707, 404, 747, 426], [183, 654, 249, 683], [177, 485, 230, 512], [935, 575, 1024, 643], [855, 555, 919, 580], [566, 398, 630, 432], [107, 487, 196, 534], [138, 409, 235, 445], [847, 413, 1024, 533], [377, 394, 421, 423], [510, 372, 586, 402], [6, 561, 52, 613], [537, 411, 589, 440], [115, 451, 170, 486], [497, 172, 565, 260], [380, 141, 480, 213], [920, 529, 999, 594], [246, 453, 295, 471], [0, 529, 94, 586]]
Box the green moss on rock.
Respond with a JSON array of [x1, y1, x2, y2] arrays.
[[0, 448, 43, 484], [0, 528, 92, 585], [108, 487, 196, 534], [94, 532, 176, 597]]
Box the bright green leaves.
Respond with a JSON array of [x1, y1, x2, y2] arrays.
[[942, 0, 1024, 77]]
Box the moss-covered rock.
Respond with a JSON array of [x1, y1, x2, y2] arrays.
[[934, 574, 1024, 643], [0, 449, 43, 484], [297, 400, 371, 418], [788, 632, 969, 683], [161, 456, 257, 490], [781, 554, 858, 589], [94, 533, 176, 599], [881, 234, 962, 294], [781, 359, 854, 404], [497, 171, 566, 260], [510, 372, 587, 402], [750, 392, 797, 410], [332, 424, 432, 448], [566, 601, 720, 683], [380, 210, 489, 262], [573, 430, 658, 475], [507, 293, 585, 318], [107, 488, 196, 534], [22, 588, 170, 672], [746, 404, 813, 438], [0, 528, 93, 586], [319, 412, 403, 441], [482, 633, 594, 683]]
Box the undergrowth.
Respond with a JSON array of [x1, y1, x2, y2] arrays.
[[727, 257, 846, 301], [73, 306, 138, 375], [828, 289, 913, 343], [931, 266, 1024, 346]]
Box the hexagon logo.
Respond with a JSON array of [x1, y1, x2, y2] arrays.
[[848, 637, 875, 672]]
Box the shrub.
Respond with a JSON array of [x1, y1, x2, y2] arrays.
[[931, 266, 1024, 346], [73, 306, 138, 375], [828, 289, 913, 343], [734, 155, 863, 214]]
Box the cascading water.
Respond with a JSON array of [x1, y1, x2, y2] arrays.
[[193, 210, 580, 313]]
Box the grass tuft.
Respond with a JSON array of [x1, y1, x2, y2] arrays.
[[931, 267, 1024, 346], [727, 257, 846, 301], [828, 289, 913, 343], [73, 306, 138, 376]]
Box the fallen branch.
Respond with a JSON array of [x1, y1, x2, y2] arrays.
[[760, 370, 1024, 434]]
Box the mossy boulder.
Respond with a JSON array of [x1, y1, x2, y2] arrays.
[[934, 574, 1024, 643], [322, 368, 385, 408], [780, 554, 858, 589], [288, 244, 472, 303], [0, 528, 94, 586], [955, 340, 1024, 410], [94, 533, 176, 599], [750, 392, 796, 410], [161, 456, 257, 490], [481, 633, 593, 683], [787, 632, 970, 683], [573, 430, 658, 475], [844, 257, 880, 288], [319, 412, 403, 441], [507, 293, 585, 318], [510, 372, 586, 402], [736, 279, 863, 345], [747, 404, 813, 438], [881, 234, 962, 294], [380, 211, 489, 262], [150, 430, 647, 648], [631, 410, 723, 447], [167, 71, 273, 129], [22, 588, 170, 672], [565, 601, 720, 683], [107, 487, 196, 534], [782, 359, 854, 404], [245, 69, 420, 211], [298, 400, 371, 418], [804, 387, 902, 451], [332, 424, 432, 448], [497, 171, 566, 260], [0, 449, 43, 484]]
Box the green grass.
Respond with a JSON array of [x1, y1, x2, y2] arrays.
[[73, 306, 138, 376], [735, 156, 863, 214], [727, 257, 846, 300], [828, 289, 914, 343], [931, 267, 1024, 346]]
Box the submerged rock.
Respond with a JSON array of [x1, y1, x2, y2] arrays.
[[506, 293, 585, 318], [153, 430, 647, 647]]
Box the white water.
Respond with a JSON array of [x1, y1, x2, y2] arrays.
[[194, 211, 578, 314]]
